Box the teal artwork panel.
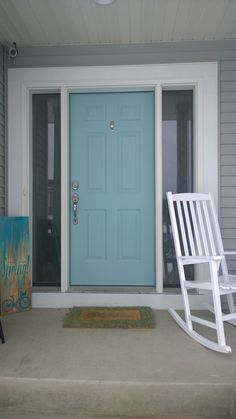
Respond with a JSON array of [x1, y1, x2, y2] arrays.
[[0, 217, 31, 315]]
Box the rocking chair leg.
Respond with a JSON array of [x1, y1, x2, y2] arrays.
[[0, 320, 5, 344], [227, 294, 236, 314], [210, 262, 226, 347], [225, 294, 236, 327]]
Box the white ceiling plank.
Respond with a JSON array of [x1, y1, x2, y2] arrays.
[[44, 0, 77, 45], [0, 0, 31, 45], [212, 0, 231, 40], [44, 0, 92, 45], [201, 0, 230, 40], [87, 0, 108, 44], [172, 0, 194, 41], [76, 1, 95, 44], [162, 0, 180, 42], [57, 0, 90, 45], [215, 0, 236, 40], [26, 0, 63, 45], [151, 0, 168, 42], [189, 0, 230, 41], [190, 0, 211, 41], [104, 0, 123, 44], [184, 0, 208, 41], [0, 10, 17, 43], [117, 0, 130, 44], [45, 0, 74, 45], [128, 0, 143, 43], [179, 0, 195, 41], [139, 0, 155, 43], [78, 0, 100, 44], [10, 0, 49, 45], [90, 0, 121, 44]]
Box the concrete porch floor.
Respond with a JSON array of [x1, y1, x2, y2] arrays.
[[1, 309, 236, 418]]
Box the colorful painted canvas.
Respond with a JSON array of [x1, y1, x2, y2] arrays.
[[0, 217, 31, 315]]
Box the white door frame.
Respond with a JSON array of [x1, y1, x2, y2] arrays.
[[8, 62, 218, 306]]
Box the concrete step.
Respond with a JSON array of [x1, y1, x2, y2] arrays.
[[0, 377, 235, 419]]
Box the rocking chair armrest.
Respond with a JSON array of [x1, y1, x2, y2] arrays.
[[224, 251, 236, 255], [179, 256, 223, 265]]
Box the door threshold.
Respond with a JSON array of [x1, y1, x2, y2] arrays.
[[32, 285, 191, 295], [67, 286, 157, 294], [33, 286, 61, 293]]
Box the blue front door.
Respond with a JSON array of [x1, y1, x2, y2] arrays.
[[70, 92, 155, 286]]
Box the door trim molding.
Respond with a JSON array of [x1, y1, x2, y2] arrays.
[[8, 62, 218, 299]]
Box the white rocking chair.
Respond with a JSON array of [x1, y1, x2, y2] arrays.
[[167, 192, 236, 353]]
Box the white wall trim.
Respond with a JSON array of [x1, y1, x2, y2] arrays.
[[8, 62, 218, 308], [32, 292, 209, 310], [61, 87, 70, 292], [155, 84, 163, 293]]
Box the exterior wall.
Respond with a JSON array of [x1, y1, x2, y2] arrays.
[[220, 59, 236, 274], [7, 40, 236, 275], [0, 45, 6, 216]]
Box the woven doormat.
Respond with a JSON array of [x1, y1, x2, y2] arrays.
[[63, 306, 155, 329]]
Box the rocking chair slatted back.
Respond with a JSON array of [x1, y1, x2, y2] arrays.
[[168, 193, 223, 259], [176, 201, 189, 256], [189, 201, 203, 255], [196, 200, 210, 256]]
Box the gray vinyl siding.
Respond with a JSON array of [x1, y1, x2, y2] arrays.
[[0, 45, 6, 216], [220, 59, 236, 273]]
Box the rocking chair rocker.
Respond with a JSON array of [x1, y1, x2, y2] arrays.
[[167, 192, 236, 353]]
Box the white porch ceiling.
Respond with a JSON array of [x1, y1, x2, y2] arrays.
[[0, 0, 236, 47]]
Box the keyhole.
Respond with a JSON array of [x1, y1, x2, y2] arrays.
[[110, 121, 115, 130]]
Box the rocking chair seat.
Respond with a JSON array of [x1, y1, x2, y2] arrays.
[[182, 276, 236, 292], [219, 276, 236, 291]]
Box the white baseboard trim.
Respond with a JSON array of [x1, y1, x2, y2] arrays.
[[32, 292, 209, 309]]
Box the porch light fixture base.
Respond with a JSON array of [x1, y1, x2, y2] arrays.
[[94, 0, 115, 5]]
